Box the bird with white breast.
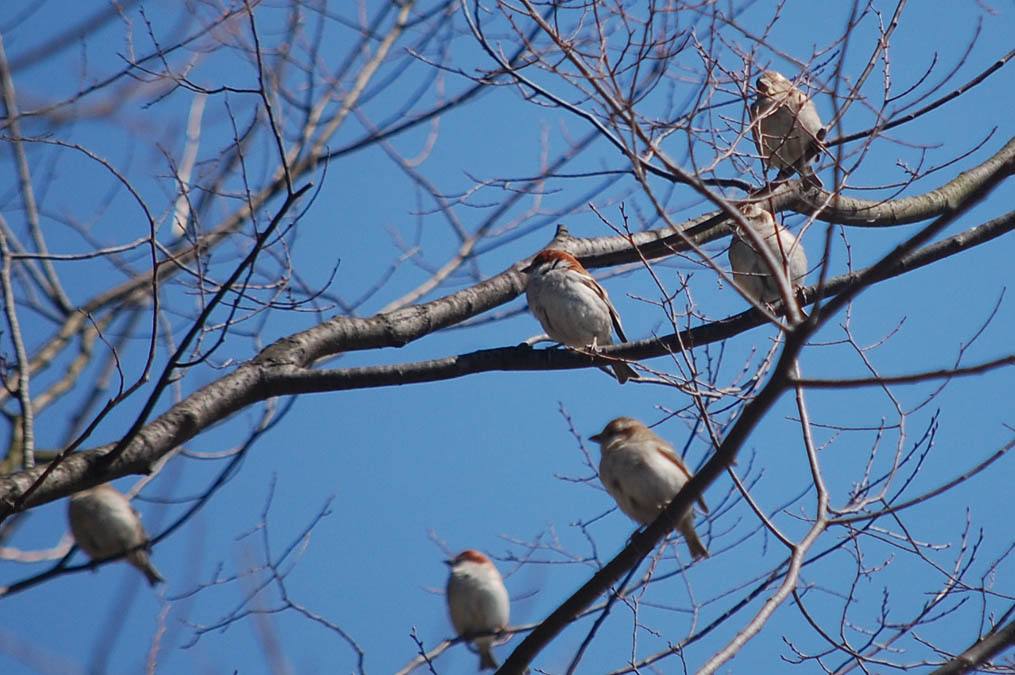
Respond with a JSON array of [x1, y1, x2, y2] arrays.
[[728, 202, 808, 308], [524, 248, 638, 383], [445, 549, 511, 670]]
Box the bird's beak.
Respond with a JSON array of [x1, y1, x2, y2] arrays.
[[443, 559, 453, 567], [588, 432, 603, 443]]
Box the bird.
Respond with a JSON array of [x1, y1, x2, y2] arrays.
[[590, 417, 709, 559], [728, 202, 808, 306], [523, 248, 638, 383], [445, 549, 511, 670], [67, 483, 164, 586], [749, 70, 826, 189]]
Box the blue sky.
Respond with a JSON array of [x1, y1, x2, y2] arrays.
[[1, 2, 1014, 674]]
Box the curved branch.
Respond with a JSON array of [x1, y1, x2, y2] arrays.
[[0, 198, 1012, 520], [562, 135, 1015, 269]]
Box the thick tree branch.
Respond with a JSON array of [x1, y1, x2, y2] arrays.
[[930, 618, 1015, 675], [1, 200, 1012, 520]]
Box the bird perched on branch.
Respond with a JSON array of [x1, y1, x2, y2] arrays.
[[750, 70, 826, 189], [67, 483, 164, 586], [728, 203, 808, 308], [524, 248, 638, 383], [590, 417, 710, 559], [445, 549, 511, 670]]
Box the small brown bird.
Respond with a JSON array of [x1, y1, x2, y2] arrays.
[[749, 70, 826, 189], [445, 549, 511, 670], [524, 248, 638, 383], [728, 203, 808, 305], [67, 484, 164, 586], [590, 417, 709, 559]]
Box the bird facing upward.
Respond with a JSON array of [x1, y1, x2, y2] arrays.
[[749, 69, 826, 189]]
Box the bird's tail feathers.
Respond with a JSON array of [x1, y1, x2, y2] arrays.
[[612, 361, 638, 384], [682, 526, 710, 560], [479, 645, 500, 670], [130, 552, 165, 586]]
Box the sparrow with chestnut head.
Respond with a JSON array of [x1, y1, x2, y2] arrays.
[[445, 549, 511, 670], [523, 248, 637, 383]]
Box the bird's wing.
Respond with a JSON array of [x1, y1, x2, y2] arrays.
[[749, 98, 768, 161], [582, 275, 628, 343], [654, 445, 709, 512]]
